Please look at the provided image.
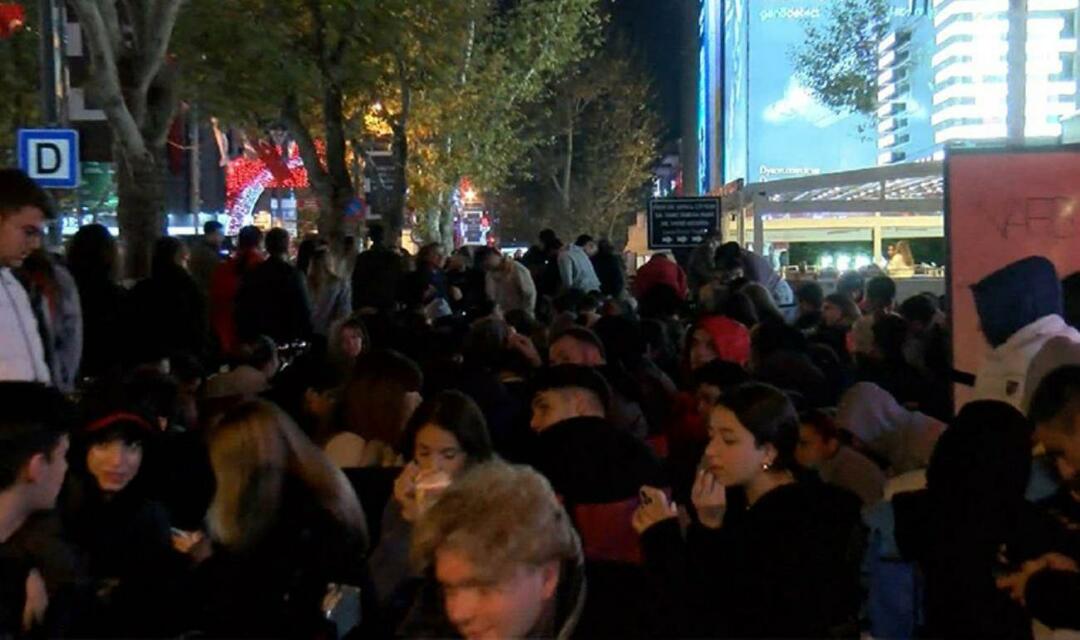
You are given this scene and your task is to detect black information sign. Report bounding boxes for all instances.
[647,197,720,249]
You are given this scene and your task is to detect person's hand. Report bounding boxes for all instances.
[996,552,1079,605]
[394,462,421,523]
[450,286,463,302]
[22,569,47,633]
[507,331,542,368]
[632,486,678,534]
[171,529,205,554]
[691,468,727,529]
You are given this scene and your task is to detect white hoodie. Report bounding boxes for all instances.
[0,268,50,384]
[973,314,1080,411]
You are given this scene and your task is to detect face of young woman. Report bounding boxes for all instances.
[689,328,719,371]
[415,424,468,478]
[704,406,769,488]
[87,438,144,493]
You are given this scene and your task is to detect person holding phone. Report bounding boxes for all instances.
[367,391,494,634]
[632,383,863,638]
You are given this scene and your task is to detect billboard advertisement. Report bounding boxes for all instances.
[717,1,931,185]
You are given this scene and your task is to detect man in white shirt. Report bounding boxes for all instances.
[0,170,52,384]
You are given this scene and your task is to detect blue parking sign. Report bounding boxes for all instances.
[17,129,80,189]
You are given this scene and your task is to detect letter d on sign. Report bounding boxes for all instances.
[35,142,62,174]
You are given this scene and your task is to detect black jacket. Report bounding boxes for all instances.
[59,474,185,637]
[127,265,207,364]
[530,416,665,504]
[351,245,405,312]
[591,251,625,298]
[640,481,864,638]
[235,256,313,345]
[193,480,367,638]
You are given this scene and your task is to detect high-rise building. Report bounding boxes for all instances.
[877,28,919,164]
[931,0,1078,144]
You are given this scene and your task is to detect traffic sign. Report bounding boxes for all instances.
[647,197,720,249]
[17,129,80,189]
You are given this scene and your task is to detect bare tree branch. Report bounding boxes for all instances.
[136,0,182,96]
[70,0,147,159]
[98,0,124,57]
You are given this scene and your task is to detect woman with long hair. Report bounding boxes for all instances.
[367,390,494,633]
[633,383,863,638]
[68,224,127,379]
[333,349,424,468]
[306,243,351,337]
[197,400,367,637]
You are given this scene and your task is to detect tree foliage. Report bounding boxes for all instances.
[790,0,891,117]
[518,45,660,246]
[180,0,599,246]
[0,2,39,164]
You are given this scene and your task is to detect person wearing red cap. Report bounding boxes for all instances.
[688,316,751,371]
[59,411,186,636]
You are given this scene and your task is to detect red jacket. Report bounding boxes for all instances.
[209,249,264,357]
[633,255,688,300]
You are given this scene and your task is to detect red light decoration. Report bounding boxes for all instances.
[225,141,325,234]
[0,3,26,40]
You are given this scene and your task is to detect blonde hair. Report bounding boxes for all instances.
[411,461,581,581]
[206,400,368,550]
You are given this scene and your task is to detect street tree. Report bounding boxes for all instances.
[69,0,185,277]
[0,1,38,164]
[790,0,891,118]
[525,47,660,245]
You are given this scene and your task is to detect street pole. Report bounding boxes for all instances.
[1006,0,1028,144]
[37,0,63,125]
[189,104,201,222]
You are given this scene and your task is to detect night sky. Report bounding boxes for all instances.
[610,0,683,141]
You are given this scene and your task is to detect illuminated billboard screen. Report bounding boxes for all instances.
[718,1,932,184]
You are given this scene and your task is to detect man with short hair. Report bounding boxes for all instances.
[549,327,606,368]
[0,383,73,635]
[210,225,264,357]
[794,281,824,331]
[235,227,313,345]
[352,223,405,312]
[404,461,585,639]
[543,229,600,294]
[478,246,536,318]
[529,365,663,504]
[188,220,224,298]
[0,170,52,384]
[852,275,898,357]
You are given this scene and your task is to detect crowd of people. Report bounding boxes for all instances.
[2,166,1080,638]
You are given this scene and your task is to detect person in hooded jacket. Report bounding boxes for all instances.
[59,411,186,637]
[836,382,946,476]
[591,239,626,299]
[127,236,207,366]
[972,256,1080,410]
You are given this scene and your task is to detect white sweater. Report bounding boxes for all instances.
[973,314,1080,410]
[0,268,50,384]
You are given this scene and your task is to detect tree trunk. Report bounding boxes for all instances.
[115,146,166,279]
[385,120,408,247]
[438,200,456,251]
